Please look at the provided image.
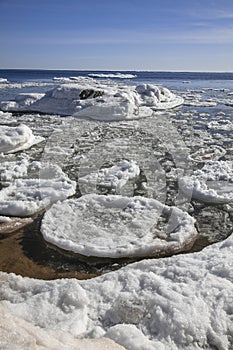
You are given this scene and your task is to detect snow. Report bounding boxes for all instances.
[41,194,197,258]
[135,84,184,110]
[0,79,183,120]
[79,160,140,193]
[0,124,44,154]
[180,161,233,203]
[0,156,34,182]
[0,305,125,350]
[1,227,233,349]
[0,164,76,216]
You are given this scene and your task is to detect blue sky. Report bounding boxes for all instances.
[1,0,233,71]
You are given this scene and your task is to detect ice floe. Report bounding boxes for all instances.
[88,73,137,79]
[0,164,76,216]
[1,93,45,112]
[188,145,226,163]
[136,84,183,110]
[0,79,183,120]
[180,161,233,203]
[41,194,197,258]
[1,225,233,349]
[0,124,44,154]
[0,78,8,83]
[79,160,140,193]
[207,120,233,131]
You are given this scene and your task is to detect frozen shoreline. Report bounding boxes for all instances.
[0,74,233,349]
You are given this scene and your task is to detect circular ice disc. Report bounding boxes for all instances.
[41,194,197,258]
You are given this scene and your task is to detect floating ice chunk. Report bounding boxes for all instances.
[88,73,137,79]
[188,145,226,163]
[0,110,17,124]
[184,100,217,107]
[0,164,76,216]
[79,160,140,192]
[136,84,184,109]
[0,124,44,154]
[0,78,8,83]
[41,194,197,258]
[207,120,233,131]
[53,76,95,84]
[0,79,182,119]
[180,161,233,203]
[1,93,45,112]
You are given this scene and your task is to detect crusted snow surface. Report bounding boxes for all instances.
[0,79,183,119]
[0,124,44,154]
[1,229,233,349]
[180,161,233,203]
[41,194,197,258]
[0,164,76,216]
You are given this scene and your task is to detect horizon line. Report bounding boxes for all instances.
[1,68,233,74]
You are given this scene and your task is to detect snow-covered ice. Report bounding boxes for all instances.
[1,226,233,349]
[0,124,44,154]
[180,161,233,203]
[0,79,183,120]
[0,164,76,216]
[136,84,184,110]
[41,194,197,258]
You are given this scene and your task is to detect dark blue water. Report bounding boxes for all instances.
[1,69,233,83]
[0,69,233,96]
[0,69,233,82]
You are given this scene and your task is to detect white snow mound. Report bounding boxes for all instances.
[0,124,44,154]
[1,79,183,120]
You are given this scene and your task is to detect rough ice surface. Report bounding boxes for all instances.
[0,164,76,216]
[180,161,233,203]
[1,76,233,349]
[188,145,226,162]
[0,124,44,154]
[0,78,183,119]
[1,229,233,349]
[79,159,140,193]
[135,84,184,110]
[41,194,197,258]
